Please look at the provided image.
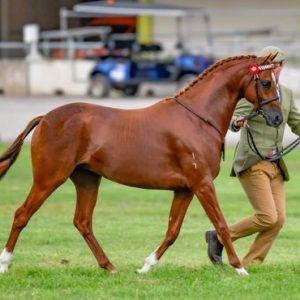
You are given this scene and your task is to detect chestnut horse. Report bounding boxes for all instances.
[0,55,282,275]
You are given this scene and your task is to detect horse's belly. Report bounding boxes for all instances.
[106,171,187,190]
[89,157,187,190]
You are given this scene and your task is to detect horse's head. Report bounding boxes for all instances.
[243,54,283,127]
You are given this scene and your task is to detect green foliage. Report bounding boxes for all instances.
[1,144,300,299]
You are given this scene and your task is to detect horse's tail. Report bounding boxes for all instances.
[0,116,43,180]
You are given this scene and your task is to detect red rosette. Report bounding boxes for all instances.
[249,64,259,75]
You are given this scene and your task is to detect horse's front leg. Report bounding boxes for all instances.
[137,189,193,273]
[194,177,248,276]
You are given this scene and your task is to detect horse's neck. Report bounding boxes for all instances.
[179,69,244,136]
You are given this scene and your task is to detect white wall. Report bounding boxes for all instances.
[28,59,94,96]
[0,60,27,94]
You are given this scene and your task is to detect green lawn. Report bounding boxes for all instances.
[1,144,300,299]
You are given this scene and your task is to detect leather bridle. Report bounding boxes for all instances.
[174,62,281,161]
[244,64,300,161]
[176,62,280,136]
[244,63,280,113]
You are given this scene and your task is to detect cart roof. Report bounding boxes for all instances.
[74,1,208,17]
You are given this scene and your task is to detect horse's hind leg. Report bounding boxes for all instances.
[0,180,62,273]
[70,168,116,273]
[137,189,193,273]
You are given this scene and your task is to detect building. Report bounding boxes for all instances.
[0,0,299,96]
[1,0,299,57]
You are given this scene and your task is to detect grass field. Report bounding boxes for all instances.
[1,144,300,299]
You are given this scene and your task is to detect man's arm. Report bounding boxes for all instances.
[229,98,254,132]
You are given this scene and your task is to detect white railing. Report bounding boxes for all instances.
[1,28,300,60]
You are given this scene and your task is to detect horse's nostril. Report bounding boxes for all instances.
[275,115,282,125]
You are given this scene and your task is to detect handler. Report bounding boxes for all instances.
[206,46,300,267]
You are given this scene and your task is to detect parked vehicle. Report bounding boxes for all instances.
[73,1,215,97]
[88,43,214,97]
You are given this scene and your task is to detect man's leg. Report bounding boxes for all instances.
[229,162,279,239]
[206,161,284,265]
[241,167,285,266]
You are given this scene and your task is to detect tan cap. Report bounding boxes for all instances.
[258,46,285,63]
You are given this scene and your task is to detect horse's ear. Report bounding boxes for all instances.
[262,54,277,65]
[268,52,278,63]
[260,53,275,65]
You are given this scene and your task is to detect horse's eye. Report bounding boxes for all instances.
[261,80,271,89]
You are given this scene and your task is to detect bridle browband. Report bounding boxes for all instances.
[174,61,280,161]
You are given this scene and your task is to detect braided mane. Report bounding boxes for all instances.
[175,55,256,97]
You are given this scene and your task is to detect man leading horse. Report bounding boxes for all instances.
[206,46,300,267]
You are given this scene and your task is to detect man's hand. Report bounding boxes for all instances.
[233,116,248,128]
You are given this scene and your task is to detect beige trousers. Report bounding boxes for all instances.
[229,160,286,267]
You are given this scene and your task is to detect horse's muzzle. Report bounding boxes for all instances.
[262,109,283,127]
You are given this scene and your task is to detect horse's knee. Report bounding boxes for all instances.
[13,207,29,229]
[73,218,91,236]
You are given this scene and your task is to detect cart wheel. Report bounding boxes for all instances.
[89,74,111,98]
[178,74,197,90]
[122,85,139,97]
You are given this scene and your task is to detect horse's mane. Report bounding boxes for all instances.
[175,55,256,97]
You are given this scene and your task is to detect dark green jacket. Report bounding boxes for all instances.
[230,84,300,181]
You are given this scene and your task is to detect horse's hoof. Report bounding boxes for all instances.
[0,265,8,273]
[136,262,155,274]
[136,261,154,274]
[101,261,117,273]
[0,249,12,274]
[106,265,117,273]
[136,267,148,274]
[235,267,249,276]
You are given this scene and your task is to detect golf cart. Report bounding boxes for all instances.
[73,1,214,97]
